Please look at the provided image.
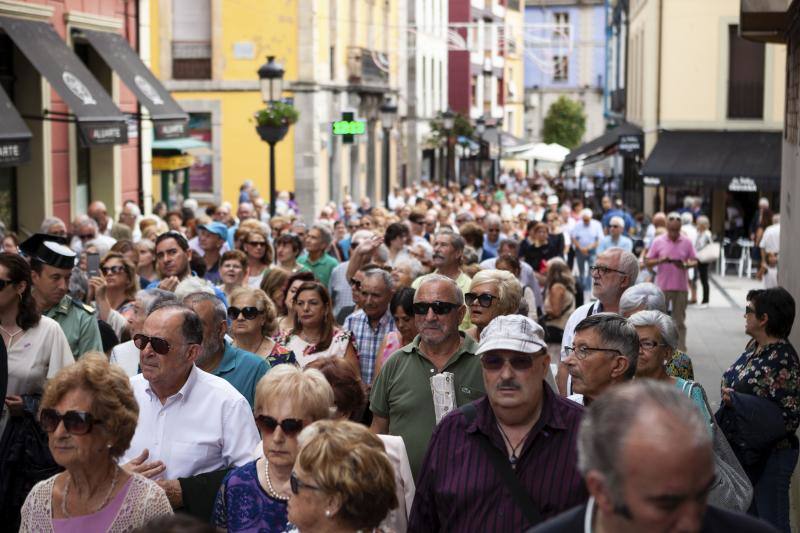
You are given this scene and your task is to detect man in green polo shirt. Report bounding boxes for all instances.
[184,292,268,407]
[298,223,339,287]
[370,274,485,479]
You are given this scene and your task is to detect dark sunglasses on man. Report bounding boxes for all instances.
[480,353,536,371]
[133,333,173,355]
[39,408,102,435]
[465,292,498,308]
[227,306,261,320]
[412,301,460,315]
[255,415,304,437]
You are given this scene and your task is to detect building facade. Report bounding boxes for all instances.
[0,0,149,235]
[503,0,525,139]
[523,0,606,144]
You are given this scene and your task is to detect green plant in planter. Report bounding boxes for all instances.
[253,101,299,127]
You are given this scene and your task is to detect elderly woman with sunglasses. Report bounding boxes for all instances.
[241,228,273,288]
[464,269,523,342]
[87,252,140,340]
[20,353,172,532]
[213,365,334,533]
[228,286,296,367]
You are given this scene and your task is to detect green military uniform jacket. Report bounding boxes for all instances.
[45,295,103,359]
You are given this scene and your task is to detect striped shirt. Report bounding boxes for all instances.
[408,387,588,531]
[343,309,396,385]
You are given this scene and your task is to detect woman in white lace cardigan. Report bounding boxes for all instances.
[19,353,172,532]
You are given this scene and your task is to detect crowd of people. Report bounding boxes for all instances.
[0,174,796,533]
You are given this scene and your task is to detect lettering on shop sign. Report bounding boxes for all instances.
[332,120,366,136]
[729,176,758,192]
[643,177,661,187]
[0,140,30,166]
[0,144,20,158]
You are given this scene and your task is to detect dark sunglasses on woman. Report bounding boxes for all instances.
[133,333,172,355]
[411,301,460,315]
[255,415,304,437]
[465,292,498,308]
[227,306,261,320]
[101,265,126,275]
[39,409,102,435]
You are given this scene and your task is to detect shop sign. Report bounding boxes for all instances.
[0,140,30,167]
[618,134,643,156]
[78,122,128,146]
[729,176,758,192]
[643,176,661,187]
[155,120,188,140]
[152,155,195,171]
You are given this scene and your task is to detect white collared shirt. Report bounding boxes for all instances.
[121,365,259,479]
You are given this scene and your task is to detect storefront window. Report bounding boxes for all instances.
[188,112,213,193]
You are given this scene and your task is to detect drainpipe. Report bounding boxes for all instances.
[656,0,664,212]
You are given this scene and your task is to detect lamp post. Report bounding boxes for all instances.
[256,56,286,217]
[380,98,398,210]
[442,109,455,187]
[475,115,486,182]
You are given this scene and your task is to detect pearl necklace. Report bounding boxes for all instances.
[61,466,119,518]
[264,457,290,501]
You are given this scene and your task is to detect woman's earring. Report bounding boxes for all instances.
[325,510,331,518]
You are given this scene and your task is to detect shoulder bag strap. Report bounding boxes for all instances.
[461,404,543,526]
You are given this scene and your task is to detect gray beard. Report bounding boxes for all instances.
[197,335,224,367]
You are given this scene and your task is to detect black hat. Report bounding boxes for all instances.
[19,233,77,270]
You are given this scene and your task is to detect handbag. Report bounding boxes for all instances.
[461,403,542,527]
[696,242,720,264]
[681,381,753,512]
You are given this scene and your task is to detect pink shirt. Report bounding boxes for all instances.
[647,233,697,292]
[52,477,133,533]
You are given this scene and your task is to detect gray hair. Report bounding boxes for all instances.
[174,277,216,301]
[485,214,502,227]
[137,288,178,315]
[696,215,710,229]
[416,273,464,305]
[393,257,423,280]
[577,381,711,501]
[681,212,694,225]
[40,217,66,234]
[78,217,99,232]
[470,269,522,316]
[85,238,111,258]
[183,291,228,324]
[147,303,204,345]
[435,230,465,253]
[628,310,679,350]
[619,283,666,316]
[310,223,333,246]
[617,251,640,284]
[375,244,389,263]
[609,216,625,228]
[574,313,639,379]
[351,229,374,245]
[497,238,520,253]
[363,267,395,291]
[411,240,433,261]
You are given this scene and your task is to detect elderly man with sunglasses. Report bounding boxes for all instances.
[120,303,259,509]
[409,315,587,531]
[370,274,485,480]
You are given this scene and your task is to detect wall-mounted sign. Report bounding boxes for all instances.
[152,154,195,171]
[332,111,365,144]
[729,176,758,192]
[643,176,661,187]
[618,134,643,156]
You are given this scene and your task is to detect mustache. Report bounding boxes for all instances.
[496,379,521,391]
[433,253,445,260]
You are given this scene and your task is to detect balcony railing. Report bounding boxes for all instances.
[172,41,211,80]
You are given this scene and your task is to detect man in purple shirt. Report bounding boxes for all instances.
[409,315,587,531]
[645,212,697,351]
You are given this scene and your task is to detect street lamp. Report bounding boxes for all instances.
[486,118,498,186]
[442,109,455,187]
[257,56,286,217]
[380,98,398,209]
[475,116,486,181]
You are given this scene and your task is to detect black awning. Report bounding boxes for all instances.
[80,29,188,139]
[0,84,31,167]
[0,17,127,146]
[641,130,782,191]
[562,122,643,168]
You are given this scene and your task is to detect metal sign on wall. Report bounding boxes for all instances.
[618,134,643,156]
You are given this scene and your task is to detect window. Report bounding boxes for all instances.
[728,24,764,119]
[554,12,570,40]
[553,55,569,82]
[172,0,211,79]
[188,113,213,193]
[471,75,478,105]
[0,34,17,230]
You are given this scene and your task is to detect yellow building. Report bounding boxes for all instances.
[149,0,298,210]
[503,1,525,140]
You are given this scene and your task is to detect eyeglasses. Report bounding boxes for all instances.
[290,471,321,495]
[412,301,460,315]
[480,353,536,371]
[133,333,173,355]
[667,215,681,220]
[246,241,267,247]
[639,340,669,351]
[228,306,261,320]
[590,265,626,277]
[0,279,12,290]
[564,345,623,360]
[255,415,304,437]
[39,408,102,435]
[101,265,125,276]
[349,278,362,290]
[465,292,498,308]
[609,224,622,229]
[79,233,95,241]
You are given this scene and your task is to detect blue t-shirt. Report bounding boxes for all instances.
[213,342,270,408]
[213,460,289,532]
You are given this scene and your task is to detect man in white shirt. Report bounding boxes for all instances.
[121,304,259,480]
[570,209,604,292]
[758,214,780,288]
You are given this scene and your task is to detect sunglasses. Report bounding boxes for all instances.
[465,292,498,308]
[133,333,173,355]
[228,306,261,320]
[349,278,362,290]
[480,353,536,371]
[39,408,102,435]
[79,233,95,240]
[412,301,460,315]
[101,265,126,275]
[255,415,304,437]
[745,306,756,315]
[0,279,12,290]
[290,471,321,495]
[247,241,267,247]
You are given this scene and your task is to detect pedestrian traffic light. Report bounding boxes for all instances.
[332,111,365,144]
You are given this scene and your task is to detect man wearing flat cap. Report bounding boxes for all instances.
[409,315,587,531]
[21,234,102,358]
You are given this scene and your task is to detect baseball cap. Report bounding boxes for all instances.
[476,315,547,356]
[547,194,559,205]
[198,221,229,241]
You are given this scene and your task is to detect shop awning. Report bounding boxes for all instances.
[640,130,782,191]
[0,17,127,146]
[562,122,643,169]
[152,137,211,156]
[0,84,31,167]
[80,29,188,139]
